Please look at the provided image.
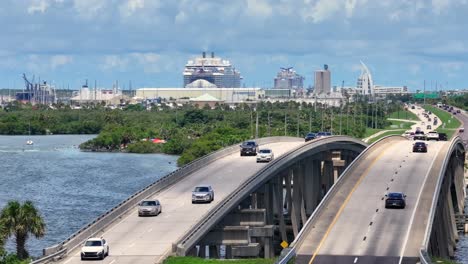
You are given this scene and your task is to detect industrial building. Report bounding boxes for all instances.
[183,52,242,88]
[314,65,331,94]
[70,83,130,105]
[273,67,304,89]
[136,87,264,103]
[373,85,408,94]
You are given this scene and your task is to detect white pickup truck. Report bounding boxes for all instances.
[426,131,439,141]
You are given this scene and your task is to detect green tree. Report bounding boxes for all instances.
[0,201,46,259]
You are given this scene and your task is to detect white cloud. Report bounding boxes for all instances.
[101,55,129,71]
[132,53,161,73]
[27,0,50,14]
[73,0,107,19]
[408,64,421,75]
[50,55,73,69]
[432,0,451,14]
[246,0,273,18]
[120,0,146,17]
[175,11,187,24]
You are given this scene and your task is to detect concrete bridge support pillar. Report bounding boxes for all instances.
[303,157,319,215]
[274,172,287,243]
[291,165,301,237]
[263,181,274,225]
[323,160,334,191]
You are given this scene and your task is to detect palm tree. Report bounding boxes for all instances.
[0,200,46,259]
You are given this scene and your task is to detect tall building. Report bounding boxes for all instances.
[357,61,374,95]
[183,52,242,88]
[274,67,304,89]
[314,64,331,94]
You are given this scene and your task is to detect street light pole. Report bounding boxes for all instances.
[268,111,271,137]
[284,112,287,136]
[255,110,259,139]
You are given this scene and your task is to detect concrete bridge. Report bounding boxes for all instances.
[278,136,466,264]
[34,135,466,264]
[33,136,366,264]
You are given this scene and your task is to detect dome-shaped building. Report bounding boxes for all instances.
[185,79,218,89]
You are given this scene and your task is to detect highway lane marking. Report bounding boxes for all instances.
[398,144,443,264]
[354,257,358,263]
[308,148,389,264]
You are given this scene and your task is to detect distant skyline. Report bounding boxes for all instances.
[1,0,468,91]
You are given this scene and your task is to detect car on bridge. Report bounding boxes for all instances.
[426,131,439,141]
[385,192,406,209]
[256,148,274,163]
[304,132,316,142]
[438,132,448,141]
[414,130,426,140]
[81,237,109,260]
[316,131,332,138]
[138,199,162,216]
[240,140,258,156]
[192,185,214,203]
[413,141,428,153]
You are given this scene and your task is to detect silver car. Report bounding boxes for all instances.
[256,148,274,162]
[192,185,214,203]
[138,199,162,216]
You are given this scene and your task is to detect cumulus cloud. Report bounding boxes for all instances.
[119,0,146,17]
[101,55,129,71]
[73,0,107,19]
[27,0,49,14]
[246,0,273,18]
[50,55,73,69]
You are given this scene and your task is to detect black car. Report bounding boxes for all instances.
[385,192,406,209]
[413,141,427,152]
[438,133,448,141]
[304,133,316,142]
[240,140,258,156]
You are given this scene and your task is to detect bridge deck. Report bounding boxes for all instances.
[295,139,446,264]
[58,140,304,264]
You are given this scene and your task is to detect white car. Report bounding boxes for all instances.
[192,185,214,203]
[256,148,274,162]
[81,238,109,260]
[426,131,439,141]
[138,199,162,216]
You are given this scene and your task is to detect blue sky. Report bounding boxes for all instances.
[1,0,468,91]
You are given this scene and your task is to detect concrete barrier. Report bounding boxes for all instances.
[33,136,299,263]
[419,136,466,264]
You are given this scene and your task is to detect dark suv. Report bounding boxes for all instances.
[304,133,316,142]
[240,141,258,156]
[438,133,448,141]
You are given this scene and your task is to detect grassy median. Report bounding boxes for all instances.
[388,109,419,120]
[423,105,461,129]
[368,130,406,144]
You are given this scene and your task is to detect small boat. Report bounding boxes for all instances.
[26,140,34,145]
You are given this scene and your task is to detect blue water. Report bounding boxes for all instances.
[0,135,179,257]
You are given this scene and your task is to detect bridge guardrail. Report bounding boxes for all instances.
[175,136,368,257]
[419,136,465,264]
[34,136,299,263]
[276,135,406,264]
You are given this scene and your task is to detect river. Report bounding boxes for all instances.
[0,135,179,257]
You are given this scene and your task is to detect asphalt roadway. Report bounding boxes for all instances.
[58,140,304,264]
[295,139,446,264]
